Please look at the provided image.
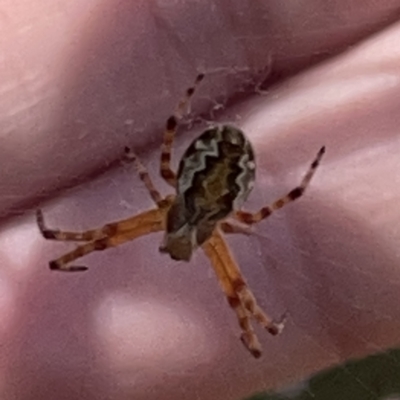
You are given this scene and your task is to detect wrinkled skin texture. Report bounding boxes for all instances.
[1,1,400,400]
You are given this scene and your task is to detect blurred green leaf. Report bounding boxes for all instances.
[245,348,400,400]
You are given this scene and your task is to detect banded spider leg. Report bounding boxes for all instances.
[36,73,206,272]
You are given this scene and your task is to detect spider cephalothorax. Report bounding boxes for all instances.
[160,125,255,261]
[37,73,324,358]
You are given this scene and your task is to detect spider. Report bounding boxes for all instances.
[36,73,325,358]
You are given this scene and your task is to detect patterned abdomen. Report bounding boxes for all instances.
[161,125,255,261]
[177,125,255,224]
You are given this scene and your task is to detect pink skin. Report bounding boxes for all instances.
[1,1,400,399]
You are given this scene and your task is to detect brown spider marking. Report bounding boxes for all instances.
[159,124,256,261]
[37,73,325,358]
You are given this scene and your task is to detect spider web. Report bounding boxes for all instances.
[3,55,400,400]
[3,113,400,400]
[238,139,400,399]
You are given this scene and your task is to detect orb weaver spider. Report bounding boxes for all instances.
[36,73,325,358]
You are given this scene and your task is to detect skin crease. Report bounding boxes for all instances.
[1,1,400,399]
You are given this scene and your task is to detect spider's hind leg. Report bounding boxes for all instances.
[235,146,325,225]
[160,73,205,188]
[124,147,164,206]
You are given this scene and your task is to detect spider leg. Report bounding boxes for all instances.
[160,73,205,188]
[205,230,285,338]
[124,147,164,206]
[203,232,263,358]
[235,146,325,224]
[220,221,255,236]
[36,209,106,242]
[41,207,166,271]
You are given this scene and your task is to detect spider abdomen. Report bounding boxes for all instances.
[178,125,256,220]
[160,125,255,261]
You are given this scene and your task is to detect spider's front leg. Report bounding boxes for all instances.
[37,207,167,272]
[203,232,263,358]
[37,209,108,242]
[160,73,204,188]
[235,146,325,225]
[207,230,286,334]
